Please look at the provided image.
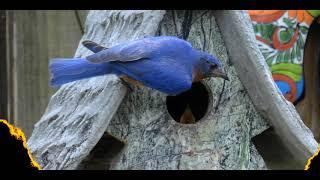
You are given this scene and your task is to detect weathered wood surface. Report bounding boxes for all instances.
[27,10,166,170]
[214,10,319,166]
[5,10,87,138]
[28,10,271,170]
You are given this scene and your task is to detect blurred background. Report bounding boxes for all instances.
[0,10,88,138]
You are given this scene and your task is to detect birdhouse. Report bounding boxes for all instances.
[27,10,318,170]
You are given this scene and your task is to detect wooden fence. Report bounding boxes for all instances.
[0,10,88,138]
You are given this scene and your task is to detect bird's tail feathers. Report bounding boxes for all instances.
[49,58,110,87]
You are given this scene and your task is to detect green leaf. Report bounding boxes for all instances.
[307,10,320,17]
[281,52,286,63]
[291,45,296,63]
[271,63,302,75]
[261,25,270,41]
[284,50,290,63]
[271,63,303,82]
[297,34,305,49]
[255,24,275,43]
[279,30,291,44]
[283,18,294,28]
[283,18,290,26]
[276,53,282,63]
[257,24,262,33]
[272,70,302,81]
[300,26,309,35]
[265,24,275,41]
[296,44,302,60]
[276,52,284,63]
[300,34,305,45]
[253,25,258,33]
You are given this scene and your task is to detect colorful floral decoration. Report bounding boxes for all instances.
[248,10,320,103]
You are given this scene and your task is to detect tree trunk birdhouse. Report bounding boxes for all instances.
[27,10,319,170]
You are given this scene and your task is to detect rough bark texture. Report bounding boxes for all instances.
[28,10,316,170]
[214,10,318,166]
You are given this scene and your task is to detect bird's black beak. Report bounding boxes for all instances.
[209,68,229,81]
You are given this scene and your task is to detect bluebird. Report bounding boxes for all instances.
[49,36,229,96]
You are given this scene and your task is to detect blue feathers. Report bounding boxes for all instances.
[49,36,226,95]
[49,58,111,87]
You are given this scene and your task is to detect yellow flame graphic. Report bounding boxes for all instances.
[0,119,41,170]
[305,147,320,170]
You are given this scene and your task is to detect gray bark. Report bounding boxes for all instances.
[27,10,317,170]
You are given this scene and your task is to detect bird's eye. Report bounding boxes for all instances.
[206,60,213,65]
[210,64,217,68]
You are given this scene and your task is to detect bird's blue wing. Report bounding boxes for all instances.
[110,56,193,95]
[85,36,193,64]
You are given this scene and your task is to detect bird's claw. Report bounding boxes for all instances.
[120,79,134,92]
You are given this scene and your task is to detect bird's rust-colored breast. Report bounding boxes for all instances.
[192,68,205,82]
[120,75,145,88]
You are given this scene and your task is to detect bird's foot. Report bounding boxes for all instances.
[120,79,134,92]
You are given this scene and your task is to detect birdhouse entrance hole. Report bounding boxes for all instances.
[166,82,210,124]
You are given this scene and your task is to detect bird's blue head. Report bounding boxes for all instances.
[197,51,229,81]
